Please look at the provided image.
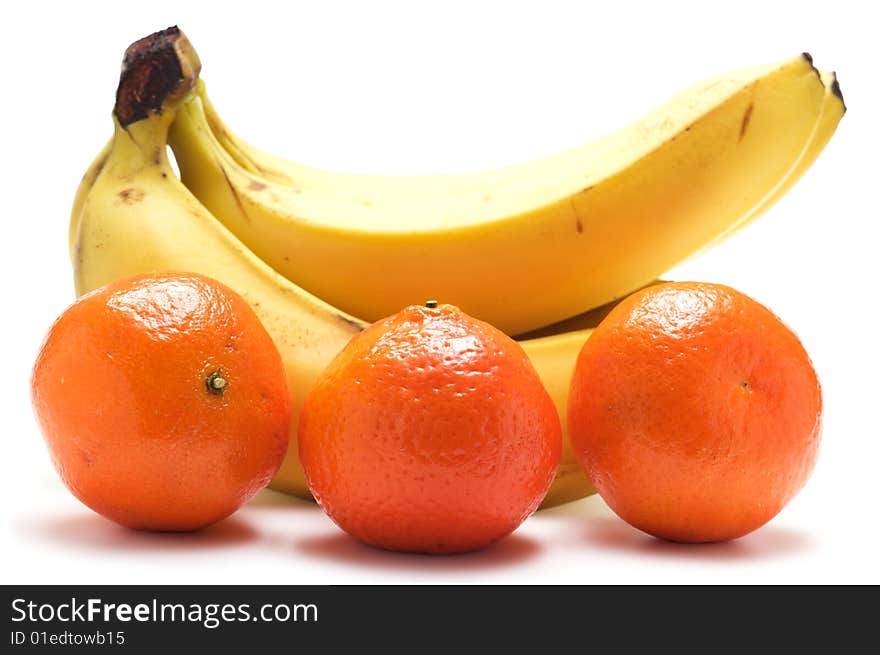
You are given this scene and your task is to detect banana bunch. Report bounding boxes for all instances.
[69,28,843,508]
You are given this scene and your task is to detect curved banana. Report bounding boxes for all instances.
[72,30,600,506]
[71,68,844,274]
[196,69,845,207]
[168,54,830,335]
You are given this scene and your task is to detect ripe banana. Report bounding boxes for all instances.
[167,53,832,335]
[69,68,844,266]
[194,67,845,206]
[71,29,601,507]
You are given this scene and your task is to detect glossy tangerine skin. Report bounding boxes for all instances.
[31,273,291,531]
[299,304,562,554]
[568,282,822,543]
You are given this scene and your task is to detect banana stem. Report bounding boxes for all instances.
[114,26,202,127]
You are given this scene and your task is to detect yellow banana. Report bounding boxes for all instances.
[70,68,844,270]
[196,68,846,208]
[168,54,832,335]
[72,29,601,506]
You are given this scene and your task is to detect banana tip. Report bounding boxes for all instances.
[830,72,846,113]
[800,51,822,82]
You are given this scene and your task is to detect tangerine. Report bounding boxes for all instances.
[568,282,822,543]
[31,272,290,531]
[298,302,561,554]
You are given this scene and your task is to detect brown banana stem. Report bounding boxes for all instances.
[114,26,202,127]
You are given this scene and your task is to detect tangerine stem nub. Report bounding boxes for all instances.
[425,300,439,309]
[206,369,228,395]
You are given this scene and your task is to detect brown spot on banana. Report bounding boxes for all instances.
[739,102,754,142]
[247,180,267,191]
[570,199,584,234]
[218,162,250,223]
[117,188,145,204]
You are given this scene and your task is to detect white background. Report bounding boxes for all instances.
[2,0,877,584]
